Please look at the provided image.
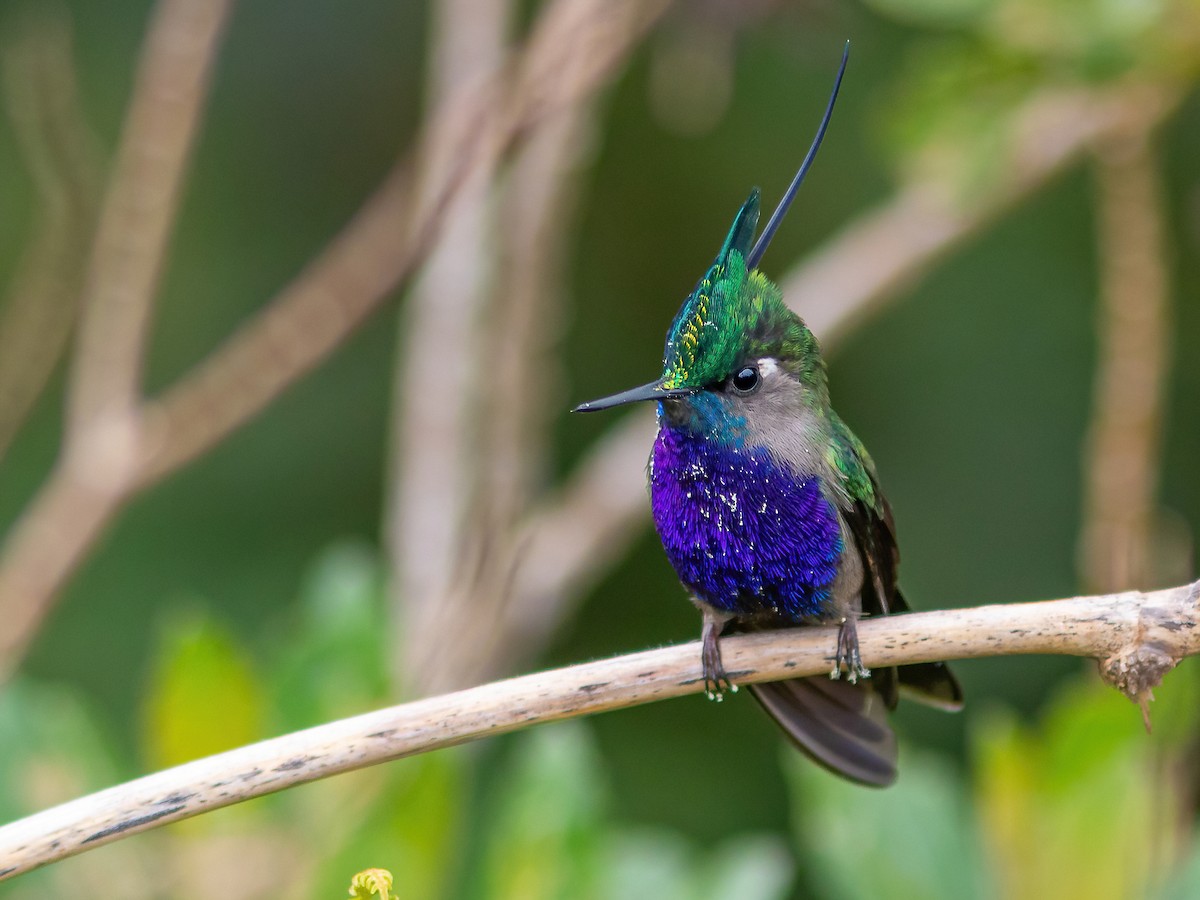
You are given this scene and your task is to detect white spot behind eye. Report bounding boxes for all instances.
[758,358,779,377]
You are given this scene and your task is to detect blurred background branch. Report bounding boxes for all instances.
[393,0,626,695]
[0,0,233,677]
[1080,126,1176,593]
[66,0,231,437]
[388,0,511,694]
[0,11,100,462]
[0,0,669,682]
[138,0,669,489]
[783,84,1179,344]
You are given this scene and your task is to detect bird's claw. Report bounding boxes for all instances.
[702,626,738,700]
[831,617,870,684]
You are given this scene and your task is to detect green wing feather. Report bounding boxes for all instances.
[826,414,880,513]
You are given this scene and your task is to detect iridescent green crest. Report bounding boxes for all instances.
[660,191,761,390]
[658,189,828,396]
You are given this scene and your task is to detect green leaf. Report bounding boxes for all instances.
[1156,834,1200,900]
[479,723,607,900]
[878,38,1041,201]
[0,679,118,822]
[141,607,265,770]
[973,678,1184,900]
[600,829,695,900]
[787,748,991,900]
[699,834,794,900]
[599,830,792,900]
[982,0,1170,78]
[865,0,1183,80]
[0,679,158,894]
[270,540,389,731]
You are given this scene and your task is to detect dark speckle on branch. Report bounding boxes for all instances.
[81,806,184,844]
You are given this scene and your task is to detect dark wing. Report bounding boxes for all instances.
[845,492,899,618]
[842,493,902,708]
[834,425,964,713]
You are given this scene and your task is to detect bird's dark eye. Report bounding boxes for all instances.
[731,366,760,393]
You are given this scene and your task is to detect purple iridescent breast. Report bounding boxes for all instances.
[649,423,843,621]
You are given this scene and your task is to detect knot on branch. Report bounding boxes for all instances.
[1099,642,1177,730]
[1097,582,1200,730]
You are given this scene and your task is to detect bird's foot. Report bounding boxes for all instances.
[702,618,738,700]
[830,617,871,684]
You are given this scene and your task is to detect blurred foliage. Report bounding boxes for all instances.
[0,680,120,826]
[1,0,1200,895]
[1,544,793,897]
[863,0,1195,77]
[791,665,1200,900]
[792,751,987,898]
[870,0,1199,197]
[142,610,265,771]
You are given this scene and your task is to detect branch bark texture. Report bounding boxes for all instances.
[1,582,1197,880]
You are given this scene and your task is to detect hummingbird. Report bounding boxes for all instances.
[573,44,962,786]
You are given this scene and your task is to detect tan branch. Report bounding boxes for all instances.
[1080,129,1174,592]
[67,0,232,436]
[139,0,669,486]
[2,582,1197,880]
[417,108,596,692]
[402,70,607,695]
[0,9,101,461]
[484,111,591,531]
[389,0,511,692]
[0,466,125,683]
[510,410,657,661]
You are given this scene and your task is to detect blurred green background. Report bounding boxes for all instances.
[1,0,1199,896]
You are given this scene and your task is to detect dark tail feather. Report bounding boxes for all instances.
[749,676,897,787]
[897,660,964,711]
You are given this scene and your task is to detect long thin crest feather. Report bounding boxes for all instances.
[746,40,849,270]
